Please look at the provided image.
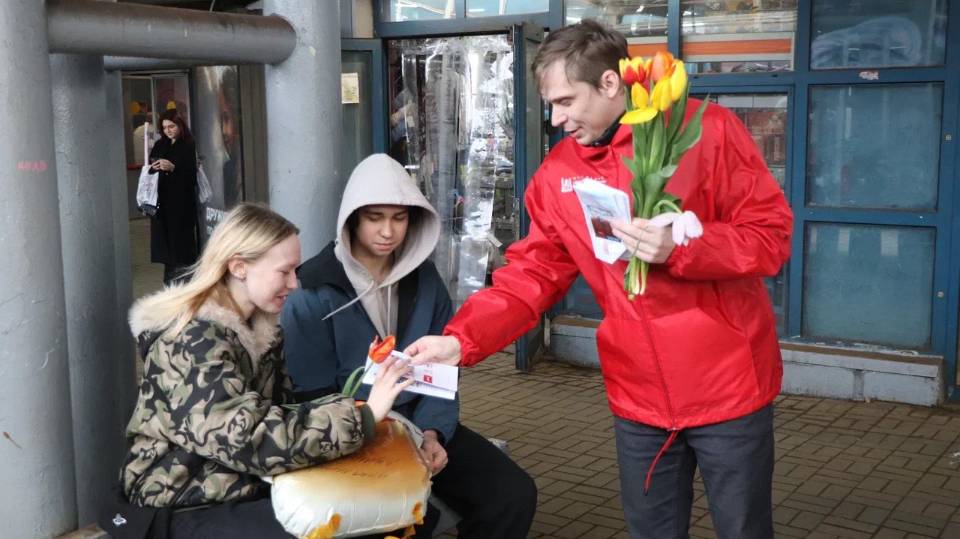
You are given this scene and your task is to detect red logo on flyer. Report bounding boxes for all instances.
[424,374,433,384]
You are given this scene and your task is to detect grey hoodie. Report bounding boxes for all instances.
[332,154,441,338]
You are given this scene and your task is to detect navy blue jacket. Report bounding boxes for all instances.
[281,242,459,444]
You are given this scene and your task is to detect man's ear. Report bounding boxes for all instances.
[598,69,622,98]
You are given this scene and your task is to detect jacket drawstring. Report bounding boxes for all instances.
[643,429,680,494]
[322,281,378,322]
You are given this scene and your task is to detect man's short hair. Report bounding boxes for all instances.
[531,19,628,90]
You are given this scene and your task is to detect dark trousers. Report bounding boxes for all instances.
[424,423,538,539]
[615,405,775,539]
[170,424,536,539]
[169,496,291,538]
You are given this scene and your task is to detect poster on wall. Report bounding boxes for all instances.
[193,66,244,238]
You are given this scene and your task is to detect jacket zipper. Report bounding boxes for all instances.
[634,295,677,431]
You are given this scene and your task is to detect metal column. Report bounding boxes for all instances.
[264,0,344,257]
[0,3,78,536]
[51,53,127,525]
[47,0,295,64]
[104,70,137,423]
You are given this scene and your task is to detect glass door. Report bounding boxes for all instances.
[341,39,388,180]
[512,22,546,371]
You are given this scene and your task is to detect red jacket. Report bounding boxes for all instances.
[445,101,793,430]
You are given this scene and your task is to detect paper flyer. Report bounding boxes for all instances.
[572,179,631,263]
[361,350,458,400]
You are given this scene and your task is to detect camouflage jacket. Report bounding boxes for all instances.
[122,297,376,508]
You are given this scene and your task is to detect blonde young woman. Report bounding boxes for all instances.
[112,204,413,538]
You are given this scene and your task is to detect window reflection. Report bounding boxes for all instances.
[466,0,549,16]
[681,0,797,74]
[565,1,669,57]
[806,84,942,210]
[811,0,948,69]
[803,224,934,349]
[384,0,455,22]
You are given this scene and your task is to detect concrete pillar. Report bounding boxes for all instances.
[104,70,137,431]
[0,2,78,537]
[264,0,343,258]
[51,53,126,525]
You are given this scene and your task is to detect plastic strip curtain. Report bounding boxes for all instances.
[393,35,516,305]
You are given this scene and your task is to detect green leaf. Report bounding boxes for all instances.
[661,192,682,207]
[665,86,689,148]
[652,195,682,216]
[641,172,665,216]
[669,96,709,165]
[648,114,666,172]
[658,164,678,178]
[622,155,642,179]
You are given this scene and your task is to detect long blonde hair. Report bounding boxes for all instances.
[137,203,299,335]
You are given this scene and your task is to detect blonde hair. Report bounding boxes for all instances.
[138,203,299,335]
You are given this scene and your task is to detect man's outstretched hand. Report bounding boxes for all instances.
[403,335,462,366]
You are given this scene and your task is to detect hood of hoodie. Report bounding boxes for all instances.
[333,153,440,337]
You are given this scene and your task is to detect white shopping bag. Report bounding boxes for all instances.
[135,122,159,216]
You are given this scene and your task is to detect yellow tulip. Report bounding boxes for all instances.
[621,83,657,124]
[651,78,673,111]
[669,60,687,101]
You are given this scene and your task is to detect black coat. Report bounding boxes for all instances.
[148,136,200,266]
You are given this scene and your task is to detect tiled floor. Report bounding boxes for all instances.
[130,217,164,300]
[449,354,960,538]
[126,217,960,538]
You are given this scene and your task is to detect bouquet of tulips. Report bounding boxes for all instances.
[619,51,708,298]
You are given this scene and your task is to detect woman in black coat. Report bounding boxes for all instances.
[149,110,200,284]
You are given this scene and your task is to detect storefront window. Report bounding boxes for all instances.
[806,83,942,211]
[802,223,934,349]
[383,0,455,22]
[387,36,521,304]
[466,0,549,17]
[565,1,668,57]
[681,0,797,74]
[123,77,154,166]
[153,75,190,120]
[811,0,948,69]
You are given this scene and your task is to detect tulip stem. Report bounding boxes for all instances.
[342,364,368,398]
[639,261,649,296]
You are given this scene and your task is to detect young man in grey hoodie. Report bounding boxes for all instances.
[281,153,537,538]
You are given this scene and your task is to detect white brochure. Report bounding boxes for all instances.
[362,350,459,400]
[572,179,632,264]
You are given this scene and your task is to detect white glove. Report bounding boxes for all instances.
[648,210,704,246]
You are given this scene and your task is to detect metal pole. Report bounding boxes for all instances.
[0,3,78,536]
[104,56,253,71]
[104,70,137,423]
[51,52,127,525]
[48,0,296,64]
[264,0,344,258]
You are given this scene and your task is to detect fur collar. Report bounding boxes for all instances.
[129,292,280,361]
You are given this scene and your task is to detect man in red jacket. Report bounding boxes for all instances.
[406,19,792,539]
